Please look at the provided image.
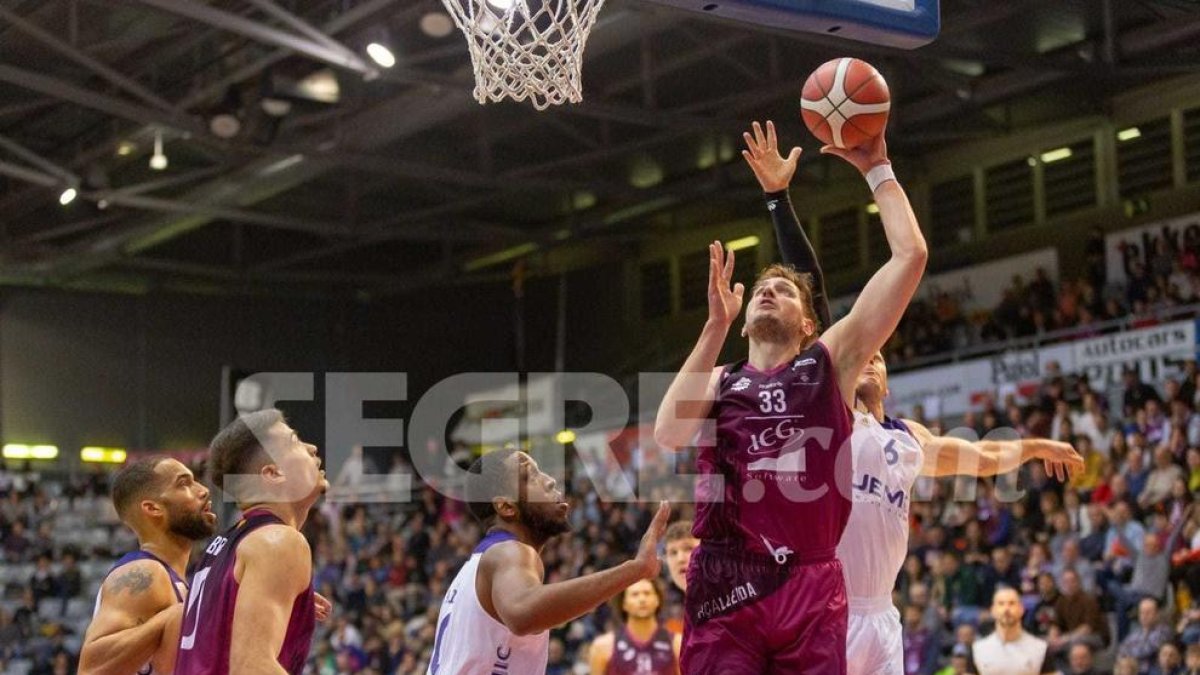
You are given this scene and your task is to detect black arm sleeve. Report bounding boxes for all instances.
[765,189,832,330]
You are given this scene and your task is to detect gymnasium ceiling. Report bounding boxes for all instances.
[0,0,1197,296]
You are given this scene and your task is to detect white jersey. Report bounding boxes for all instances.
[837,411,924,603]
[428,531,549,675]
[972,631,1049,675]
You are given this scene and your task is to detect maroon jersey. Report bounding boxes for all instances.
[606,625,679,675]
[693,340,853,561]
[174,509,315,675]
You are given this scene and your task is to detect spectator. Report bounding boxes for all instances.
[1185,643,1200,675]
[1050,568,1110,656]
[1053,540,1096,594]
[1126,369,1164,419]
[1119,598,1174,672]
[1062,642,1097,675]
[1141,446,1188,510]
[903,603,941,675]
[1151,642,1184,675]
[1109,533,1173,640]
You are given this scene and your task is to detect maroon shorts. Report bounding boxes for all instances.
[681,544,848,675]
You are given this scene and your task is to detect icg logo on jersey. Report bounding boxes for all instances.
[746,418,803,455]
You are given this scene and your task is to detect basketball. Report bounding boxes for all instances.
[801,57,891,149]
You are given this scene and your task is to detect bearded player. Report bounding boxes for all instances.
[589,579,681,674]
[428,448,670,674]
[80,456,217,674]
[656,120,927,672]
[173,409,327,675]
[742,119,1084,675]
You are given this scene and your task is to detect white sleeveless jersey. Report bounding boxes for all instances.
[837,411,924,602]
[428,531,549,675]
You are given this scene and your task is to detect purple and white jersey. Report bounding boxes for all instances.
[837,411,924,603]
[606,625,679,675]
[91,550,187,675]
[428,530,549,675]
[174,510,315,675]
[694,340,854,562]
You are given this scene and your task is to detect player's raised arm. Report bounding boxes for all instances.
[654,243,743,451]
[742,119,832,330]
[903,418,1084,480]
[79,561,178,675]
[229,525,314,675]
[819,134,928,401]
[484,501,669,635]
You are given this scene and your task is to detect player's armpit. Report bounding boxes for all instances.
[229,525,313,675]
[79,560,177,675]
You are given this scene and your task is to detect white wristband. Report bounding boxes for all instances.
[865,163,896,193]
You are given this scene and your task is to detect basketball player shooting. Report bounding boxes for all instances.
[654,118,927,672]
[742,118,1084,675]
[427,448,670,674]
[173,409,329,675]
[80,457,217,675]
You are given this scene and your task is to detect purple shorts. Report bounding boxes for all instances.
[682,544,848,675]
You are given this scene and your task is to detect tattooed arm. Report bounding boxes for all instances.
[80,560,180,675]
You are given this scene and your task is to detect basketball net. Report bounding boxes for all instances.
[440,0,606,110]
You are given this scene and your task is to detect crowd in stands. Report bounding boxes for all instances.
[892,359,1200,675]
[0,467,132,674]
[884,228,1200,366]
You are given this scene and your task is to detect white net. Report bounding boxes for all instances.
[440,0,607,110]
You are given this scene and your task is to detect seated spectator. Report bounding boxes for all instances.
[1050,568,1110,656]
[1150,642,1184,675]
[1080,505,1109,562]
[1185,643,1200,675]
[1141,446,1187,510]
[1119,598,1175,672]
[1069,436,1107,493]
[1054,540,1097,595]
[1062,642,1097,675]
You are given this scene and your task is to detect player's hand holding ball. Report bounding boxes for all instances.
[801,57,891,178]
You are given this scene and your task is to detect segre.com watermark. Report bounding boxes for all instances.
[218,371,1049,506]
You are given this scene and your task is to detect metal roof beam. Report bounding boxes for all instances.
[126,0,378,77]
[0,3,176,112]
[0,63,205,136]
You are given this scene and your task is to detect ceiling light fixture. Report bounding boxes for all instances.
[149,130,168,171]
[58,186,77,206]
[366,42,396,68]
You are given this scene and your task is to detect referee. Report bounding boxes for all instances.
[971,587,1055,675]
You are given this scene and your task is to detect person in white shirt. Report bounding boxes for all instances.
[971,587,1053,675]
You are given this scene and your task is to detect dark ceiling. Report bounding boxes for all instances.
[0,0,1197,296]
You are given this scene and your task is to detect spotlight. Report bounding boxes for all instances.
[366,42,396,68]
[116,141,136,157]
[58,187,77,206]
[150,130,167,171]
